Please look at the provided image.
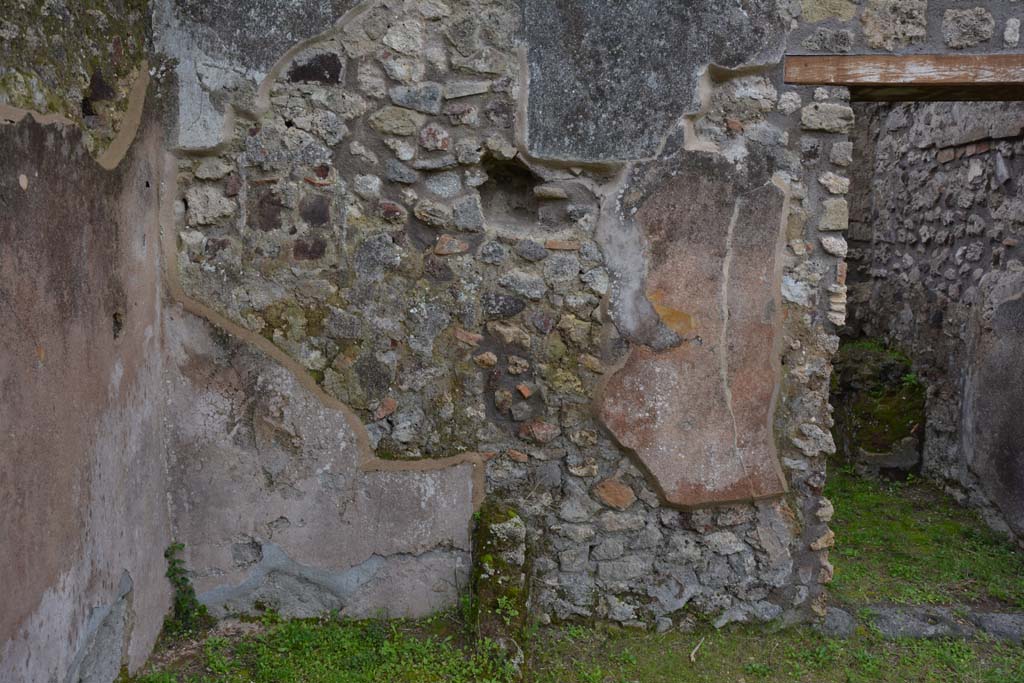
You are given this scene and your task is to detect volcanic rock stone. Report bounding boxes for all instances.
[370,107,425,136]
[389,82,443,114]
[801,103,854,134]
[522,0,787,160]
[943,8,995,48]
[861,0,928,51]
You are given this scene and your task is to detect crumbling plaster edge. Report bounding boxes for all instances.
[0,61,150,171]
[564,58,795,510]
[157,159,493,507]
[155,0,497,510]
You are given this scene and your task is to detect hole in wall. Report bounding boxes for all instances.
[81,69,115,121]
[112,311,124,339]
[286,53,344,84]
[478,157,541,226]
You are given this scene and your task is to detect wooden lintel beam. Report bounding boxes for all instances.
[785,54,1024,102]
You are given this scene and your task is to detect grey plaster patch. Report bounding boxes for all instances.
[199,543,469,618]
[63,572,133,683]
[522,0,788,161]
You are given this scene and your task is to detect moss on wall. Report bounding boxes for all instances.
[0,0,149,153]
[831,339,926,460]
[472,501,529,648]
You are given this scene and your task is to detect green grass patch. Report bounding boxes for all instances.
[127,613,517,683]
[527,622,1024,683]
[825,466,1024,609]
[129,615,1024,683]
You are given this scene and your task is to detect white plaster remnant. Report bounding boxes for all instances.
[18,173,27,190]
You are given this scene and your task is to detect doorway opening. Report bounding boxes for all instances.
[825,97,1024,626]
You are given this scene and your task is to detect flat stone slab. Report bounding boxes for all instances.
[839,605,1024,643]
[970,612,1024,645]
[816,607,857,639]
[869,606,976,640]
[599,152,788,508]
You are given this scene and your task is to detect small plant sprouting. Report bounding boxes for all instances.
[162,543,214,639]
[494,595,520,626]
[901,372,923,390]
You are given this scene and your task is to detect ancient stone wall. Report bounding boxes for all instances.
[846,100,1024,542]
[159,0,852,630]
[6,1,1024,680]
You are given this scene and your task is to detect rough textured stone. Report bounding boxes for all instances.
[593,479,637,511]
[801,0,857,23]
[943,8,996,49]
[861,0,928,51]
[801,103,855,134]
[390,82,444,114]
[1005,18,1021,47]
[820,235,848,258]
[819,198,849,232]
[370,107,426,136]
[801,28,853,53]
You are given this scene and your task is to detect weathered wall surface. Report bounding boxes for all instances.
[163,308,478,618]
[791,0,1021,54]
[0,114,171,681]
[846,100,1024,541]
[7,1,1024,679]
[160,0,850,630]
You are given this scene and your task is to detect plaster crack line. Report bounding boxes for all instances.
[718,198,753,499]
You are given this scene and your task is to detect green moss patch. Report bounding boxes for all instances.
[831,338,926,457]
[128,616,1024,683]
[472,502,529,644]
[527,621,1024,683]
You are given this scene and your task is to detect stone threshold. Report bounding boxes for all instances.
[819,603,1024,644]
